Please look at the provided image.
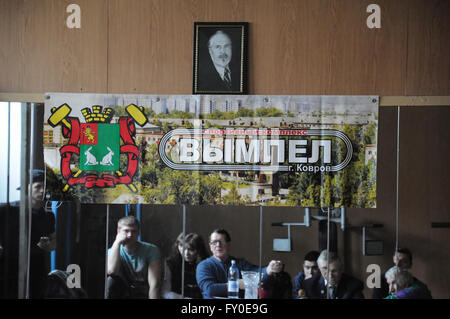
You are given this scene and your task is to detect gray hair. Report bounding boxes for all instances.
[317,250,342,267]
[385,266,413,291]
[208,30,231,48]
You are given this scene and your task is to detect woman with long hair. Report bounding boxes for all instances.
[162,232,209,299]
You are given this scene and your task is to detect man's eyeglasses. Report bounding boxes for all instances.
[209,240,227,246]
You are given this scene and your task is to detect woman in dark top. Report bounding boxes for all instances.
[162,232,209,299]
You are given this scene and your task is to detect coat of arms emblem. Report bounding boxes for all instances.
[47,104,148,193]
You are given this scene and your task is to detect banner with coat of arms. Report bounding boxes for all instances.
[44,93,378,208]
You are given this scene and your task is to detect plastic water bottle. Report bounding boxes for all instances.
[227,260,239,298]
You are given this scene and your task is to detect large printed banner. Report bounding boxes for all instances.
[44,94,378,208]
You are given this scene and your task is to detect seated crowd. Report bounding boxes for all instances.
[105,216,432,299]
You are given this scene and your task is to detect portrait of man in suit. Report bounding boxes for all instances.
[193,23,248,94]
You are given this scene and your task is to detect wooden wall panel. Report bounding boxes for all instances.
[2,0,448,96]
[108,0,176,94]
[107,0,249,94]
[406,0,450,95]
[1,0,448,95]
[0,0,108,93]
[107,0,408,95]
[247,0,408,95]
[398,106,450,298]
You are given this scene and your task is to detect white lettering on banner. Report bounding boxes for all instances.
[179,138,331,165]
[263,139,285,163]
[235,139,260,163]
[308,140,331,164]
[296,165,331,172]
[160,128,353,172]
[224,139,233,163]
[179,138,200,162]
[203,139,223,162]
[289,140,308,163]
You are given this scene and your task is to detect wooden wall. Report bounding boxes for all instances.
[1,0,449,298]
[1,0,449,95]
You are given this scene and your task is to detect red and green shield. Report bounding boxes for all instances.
[80,123,120,171]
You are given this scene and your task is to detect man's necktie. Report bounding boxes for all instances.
[224,68,231,87]
[329,286,335,299]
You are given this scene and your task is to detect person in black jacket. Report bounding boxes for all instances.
[302,250,364,299]
[197,30,242,93]
[162,232,209,299]
[0,169,56,299]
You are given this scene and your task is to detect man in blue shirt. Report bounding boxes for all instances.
[106,215,161,299]
[196,228,283,299]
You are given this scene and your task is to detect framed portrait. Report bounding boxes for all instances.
[193,22,248,95]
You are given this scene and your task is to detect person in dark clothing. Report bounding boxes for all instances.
[372,248,431,299]
[0,169,56,299]
[384,266,432,299]
[292,250,320,299]
[162,232,209,299]
[197,30,242,93]
[260,271,293,299]
[302,250,364,299]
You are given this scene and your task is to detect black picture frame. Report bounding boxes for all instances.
[193,22,248,95]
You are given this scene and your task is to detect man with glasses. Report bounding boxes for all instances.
[196,228,283,299]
